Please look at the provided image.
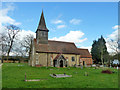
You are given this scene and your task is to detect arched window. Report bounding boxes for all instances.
[71,57,75,61]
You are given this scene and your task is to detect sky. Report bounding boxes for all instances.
[0,2,118,52]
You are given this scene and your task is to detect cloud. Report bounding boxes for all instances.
[0,3,21,33]
[49,30,87,46]
[0,3,36,40]
[69,18,82,25]
[106,25,119,54]
[51,15,67,30]
[51,14,63,24]
[107,29,118,41]
[18,30,36,41]
[57,25,66,29]
[51,19,63,24]
[107,25,119,41]
[112,25,120,29]
[0,3,36,56]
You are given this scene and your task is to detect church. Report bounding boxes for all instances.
[29,11,92,67]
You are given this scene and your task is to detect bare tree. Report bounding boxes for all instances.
[0,33,8,63]
[107,39,119,54]
[20,34,34,59]
[5,25,20,61]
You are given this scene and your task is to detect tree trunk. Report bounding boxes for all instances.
[1,56,3,63]
[7,39,14,62]
[101,50,104,65]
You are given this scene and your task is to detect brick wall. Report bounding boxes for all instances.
[80,58,92,65]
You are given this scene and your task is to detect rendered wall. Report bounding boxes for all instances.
[51,54,80,67]
[29,40,36,66]
[36,53,47,66]
[30,51,92,67]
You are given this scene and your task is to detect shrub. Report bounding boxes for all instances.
[101,69,112,74]
[111,64,117,67]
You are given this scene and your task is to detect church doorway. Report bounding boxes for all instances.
[60,60,63,67]
[53,54,66,67]
[83,61,85,66]
[53,60,57,67]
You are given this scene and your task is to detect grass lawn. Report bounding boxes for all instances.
[2,63,118,88]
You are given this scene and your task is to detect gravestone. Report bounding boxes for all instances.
[81,65,83,69]
[50,74,72,78]
[84,72,88,76]
[53,74,56,76]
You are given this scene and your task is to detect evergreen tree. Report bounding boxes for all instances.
[91,35,109,64]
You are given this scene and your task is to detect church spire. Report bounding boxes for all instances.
[36,10,49,44]
[37,10,48,31]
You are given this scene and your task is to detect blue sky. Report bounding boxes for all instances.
[1,2,118,50]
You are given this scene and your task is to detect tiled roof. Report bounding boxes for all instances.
[34,39,79,54]
[78,48,92,58]
[34,39,92,58]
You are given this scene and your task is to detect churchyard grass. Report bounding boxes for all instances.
[2,63,118,88]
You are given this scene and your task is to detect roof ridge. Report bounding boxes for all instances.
[78,48,88,50]
[48,40,74,44]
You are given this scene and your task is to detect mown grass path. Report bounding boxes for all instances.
[2,63,118,88]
